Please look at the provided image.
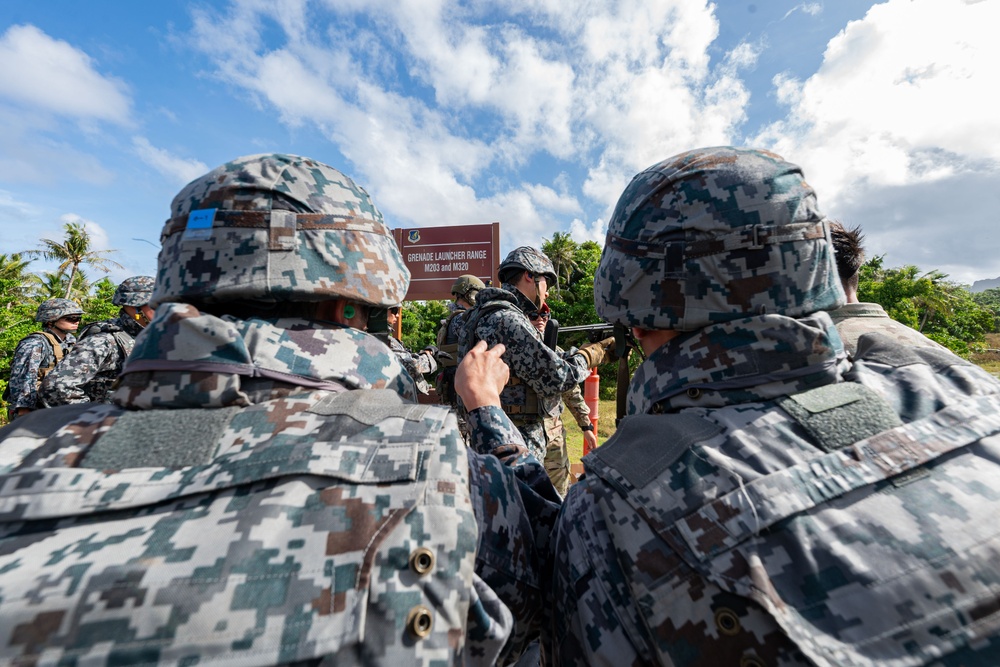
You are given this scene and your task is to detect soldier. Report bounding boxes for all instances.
[460,246,613,462]
[541,147,1000,665]
[381,303,438,394]
[436,274,486,438]
[40,275,154,405]
[827,220,947,354]
[3,298,81,419]
[528,302,595,497]
[0,153,556,666]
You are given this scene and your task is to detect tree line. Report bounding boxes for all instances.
[3,225,1000,422]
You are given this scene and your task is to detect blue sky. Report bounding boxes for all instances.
[1,0,997,288]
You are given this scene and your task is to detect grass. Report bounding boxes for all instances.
[564,398,618,470]
[970,333,1000,377]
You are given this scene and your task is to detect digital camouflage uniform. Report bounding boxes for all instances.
[385,334,438,394]
[5,299,82,417]
[460,281,591,462]
[542,349,591,497]
[0,154,557,666]
[40,277,154,406]
[546,147,1000,666]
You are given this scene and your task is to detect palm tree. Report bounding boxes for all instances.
[31,270,90,302]
[542,232,579,297]
[26,222,123,299]
[0,253,35,306]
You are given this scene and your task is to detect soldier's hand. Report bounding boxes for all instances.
[456,340,509,410]
[577,336,617,367]
[583,428,598,452]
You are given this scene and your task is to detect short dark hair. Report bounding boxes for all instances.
[829,221,865,291]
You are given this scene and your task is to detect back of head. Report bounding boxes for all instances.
[35,298,83,323]
[152,153,409,308]
[828,221,865,292]
[113,276,155,307]
[596,146,844,331]
[497,247,557,285]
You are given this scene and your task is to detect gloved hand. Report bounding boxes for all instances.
[431,347,454,362]
[421,345,439,359]
[576,336,616,368]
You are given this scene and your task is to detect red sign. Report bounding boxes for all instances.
[392,223,500,301]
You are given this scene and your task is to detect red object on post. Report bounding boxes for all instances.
[583,368,600,456]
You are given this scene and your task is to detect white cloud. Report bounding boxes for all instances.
[0,24,131,123]
[185,0,752,250]
[132,137,209,186]
[753,0,1000,281]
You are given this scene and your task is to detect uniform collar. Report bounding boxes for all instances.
[628,311,849,414]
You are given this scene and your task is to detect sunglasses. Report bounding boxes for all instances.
[61,316,82,323]
[528,311,550,321]
[388,306,400,315]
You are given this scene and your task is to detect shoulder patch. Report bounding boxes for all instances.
[81,407,241,469]
[778,383,902,453]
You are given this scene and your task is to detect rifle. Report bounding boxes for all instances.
[558,322,642,425]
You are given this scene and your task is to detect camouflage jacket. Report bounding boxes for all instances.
[547,311,1000,666]
[5,328,75,412]
[828,302,948,355]
[0,304,555,666]
[384,334,437,395]
[460,286,590,459]
[40,311,143,405]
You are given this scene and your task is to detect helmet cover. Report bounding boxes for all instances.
[113,276,155,307]
[35,298,83,323]
[498,246,557,285]
[152,154,409,308]
[595,146,844,331]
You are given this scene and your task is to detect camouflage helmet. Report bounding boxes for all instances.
[34,298,83,323]
[112,276,155,307]
[497,246,557,285]
[451,274,485,301]
[151,153,409,308]
[595,146,844,331]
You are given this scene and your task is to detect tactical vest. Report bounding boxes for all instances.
[460,299,542,420]
[1,331,64,404]
[584,382,1000,666]
[79,320,134,361]
[0,390,483,665]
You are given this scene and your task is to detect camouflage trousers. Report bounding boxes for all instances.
[542,415,571,497]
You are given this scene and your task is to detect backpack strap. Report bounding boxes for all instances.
[31,331,64,382]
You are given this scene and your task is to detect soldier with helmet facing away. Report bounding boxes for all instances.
[41,275,155,405]
[460,246,614,462]
[4,298,82,419]
[536,146,1000,665]
[0,154,558,665]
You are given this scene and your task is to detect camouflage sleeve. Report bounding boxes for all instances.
[39,334,116,406]
[6,337,46,410]
[562,382,591,428]
[478,313,589,399]
[467,448,561,664]
[467,405,525,455]
[545,478,648,665]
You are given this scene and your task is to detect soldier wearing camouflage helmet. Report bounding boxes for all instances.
[40,275,155,406]
[0,153,559,665]
[3,298,82,419]
[542,147,1000,665]
[460,246,613,463]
